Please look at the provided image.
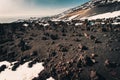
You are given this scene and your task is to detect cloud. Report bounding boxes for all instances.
[0,0,68,17]
[0,0,26,16]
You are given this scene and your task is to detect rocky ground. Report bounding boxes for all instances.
[0,19,120,80]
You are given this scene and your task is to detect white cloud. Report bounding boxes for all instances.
[0,0,68,17]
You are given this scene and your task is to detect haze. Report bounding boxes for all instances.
[0,0,89,17]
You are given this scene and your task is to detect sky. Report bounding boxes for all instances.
[0,0,89,17]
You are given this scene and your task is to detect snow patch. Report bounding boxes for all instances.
[69,14,79,20]
[82,11,120,20]
[0,61,44,80]
[51,19,61,21]
[75,23,83,26]
[43,23,49,27]
[47,77,55,80]
[23,23,29,27]
[112,22,120,25]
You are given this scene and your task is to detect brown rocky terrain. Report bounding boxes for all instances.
[0,18,120,80]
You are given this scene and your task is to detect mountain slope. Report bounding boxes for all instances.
[56,0,120,20]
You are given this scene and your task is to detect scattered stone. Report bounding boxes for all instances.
[18,39,31,51]
[95,39,102,43]
[44,32,50,37]
[110,70,117,77]
[21,55,30,61]
[7,52,17,61]
[84,33,89,38]
[91,59,96,63]
[50,34,59,40]
[28,59,39,68]
[102,28,107,32]
[19,59,26,65]
[29,37,34,40]
[91,53,98,59]
[85,55,94,66]
[58,44,69,52]
[62,33,66,36]
[30,51,38,56]
[104,59,118,68]
[77,59,82,68]
[42,36,48,40]
[74,38,81,42]
[90,70,99,80]
[90,70,106,80]
[0,65,7,73]
[12,62,20,71]
[49,51,57,57]
[78,44,88,51]
[89,35,96,40]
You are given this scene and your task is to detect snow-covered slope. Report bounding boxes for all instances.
[81,10,120,20]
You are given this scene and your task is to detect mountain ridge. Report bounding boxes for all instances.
[53,0,120,20]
